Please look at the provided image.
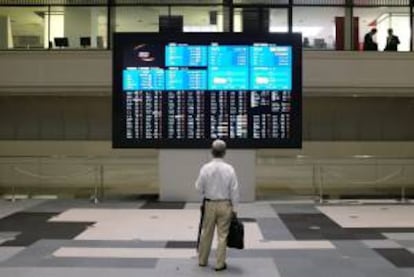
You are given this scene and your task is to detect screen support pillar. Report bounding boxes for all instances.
[159,149,256,202]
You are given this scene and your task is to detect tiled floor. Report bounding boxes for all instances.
[0,199,414,276]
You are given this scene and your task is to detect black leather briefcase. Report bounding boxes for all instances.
[227,212,244,249]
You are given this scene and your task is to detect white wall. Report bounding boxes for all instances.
[44,12,64,48]
[0,16,11,49]
[7,15,13,48]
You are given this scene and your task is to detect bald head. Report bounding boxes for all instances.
[211,139,226,158]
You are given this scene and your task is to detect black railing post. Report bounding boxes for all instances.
[288,0,293,33]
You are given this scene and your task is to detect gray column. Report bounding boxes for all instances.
[344,2,353,50]
[222,6,231,32]
[159,150,256,202]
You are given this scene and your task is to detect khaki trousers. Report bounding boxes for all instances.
[198,200,232,268]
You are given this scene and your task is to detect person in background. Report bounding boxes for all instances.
[195,139,240,271]
[384,28,400,51]
[363,28,378,51]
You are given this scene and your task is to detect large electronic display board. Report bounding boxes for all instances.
[113,33,302,148]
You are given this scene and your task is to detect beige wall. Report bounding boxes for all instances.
[0,51,414,198]
[1,51,414,96]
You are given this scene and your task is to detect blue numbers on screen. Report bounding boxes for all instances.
[123,44,292,91]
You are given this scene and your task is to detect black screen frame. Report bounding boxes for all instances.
[113,32,302,149]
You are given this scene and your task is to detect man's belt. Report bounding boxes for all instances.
[205,198,230,202]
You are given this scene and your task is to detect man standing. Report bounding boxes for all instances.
[363,28,378,51]
[195,139,240,271]
[384,28,400,51]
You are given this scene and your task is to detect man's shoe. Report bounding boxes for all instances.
[199,263,207,267]
[215,263,227,271]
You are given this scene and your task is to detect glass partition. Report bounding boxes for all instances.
[0,6,48,49]
[49,6,108,49]
[114,6,168,32]
[354,6,410,51]
[0,6,108,50]
[256,156,414,201]
[293,6,345,50]
[1,2,414,52]
[268,8,288,33]
[0,156,158,201]
[234,7,288,33]
[0,155,412,201]
[170,6,223,32]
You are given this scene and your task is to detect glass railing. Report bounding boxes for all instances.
[0,155,158,202]
[0,155,413,202]
[257,155,414,202]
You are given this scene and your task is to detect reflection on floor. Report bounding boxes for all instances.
[0,199,414,276]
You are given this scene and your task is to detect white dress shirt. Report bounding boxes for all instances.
[195,158,240,209]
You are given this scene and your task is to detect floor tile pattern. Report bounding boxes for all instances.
[0,212,94,246]
[0,199,413,277]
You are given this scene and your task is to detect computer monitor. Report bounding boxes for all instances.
[159,15,183,33]
[54,37,69,48]
[80,37,91,48]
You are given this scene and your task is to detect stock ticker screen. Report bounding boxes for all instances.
[113,33,302,148]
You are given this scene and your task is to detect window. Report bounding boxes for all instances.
[0,6,48,49]
[170,6,223,32]
[293,7,345,50]
[1,2,414,52]
[49,6,108,49]
[354,6,410,51]
[115,6,168,32]
[269,8,288,33]
[234,7,285,33]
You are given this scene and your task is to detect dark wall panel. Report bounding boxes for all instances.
[0,95,414,141]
